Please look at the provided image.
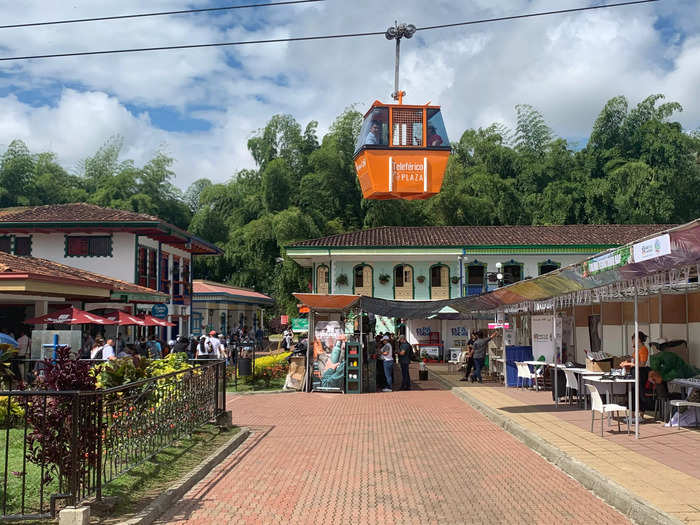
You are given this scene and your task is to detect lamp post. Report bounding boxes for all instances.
[482,262,504,294]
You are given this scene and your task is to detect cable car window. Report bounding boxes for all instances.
[392,108,422,146]
[355,107,388,152]
[426,109,449,147]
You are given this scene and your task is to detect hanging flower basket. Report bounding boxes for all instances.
[335,274,348,287]
[378,273,391,285]
[451,276,460,284]
[416,275,426,284]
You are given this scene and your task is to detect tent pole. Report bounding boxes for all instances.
[554,301,558,408]
[658,292,663,340]
[634,288,639,439]
[306,309,314,392]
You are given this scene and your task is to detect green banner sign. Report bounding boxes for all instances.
[291,318,309,332]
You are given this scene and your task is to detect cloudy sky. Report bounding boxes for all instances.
[0,0,698,190]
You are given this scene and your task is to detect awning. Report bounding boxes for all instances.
[449,219,700,312]
[293,293,361,311]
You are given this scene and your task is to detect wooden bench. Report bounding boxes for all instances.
[669,399,700,428]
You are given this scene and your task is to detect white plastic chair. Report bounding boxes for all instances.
[586,384,629,436]
[515,362,537,390]
[564,369,580,406]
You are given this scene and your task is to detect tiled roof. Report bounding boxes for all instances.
[288,225,674,248]
[0,252,168,298]
[0,203,222,255]
[193,280,274,303]
[0,203,161,223]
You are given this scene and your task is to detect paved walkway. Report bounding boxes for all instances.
[157,372,628,524]
[430,364,700,523]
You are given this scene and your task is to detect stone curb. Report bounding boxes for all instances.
[119,427,251,525]
[428,370,682,525]
[229,388,298,396]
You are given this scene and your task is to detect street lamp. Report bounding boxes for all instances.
[495,262,503,282]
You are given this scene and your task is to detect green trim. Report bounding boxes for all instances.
[500,259,524,284]
[538,258,561,276]
[64,234,113,258]
[465,260,487,293]
[315,264,329,294]
[352,263,374,296]
[429,263,451,299]
[392,264,415,300]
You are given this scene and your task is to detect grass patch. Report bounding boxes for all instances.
[0,427,61,518]
[226,376,286,392]
[97,424,238,521]
[0,424,238,523]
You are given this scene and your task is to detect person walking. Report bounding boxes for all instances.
[397,334,412,390]
[380,335,394,392]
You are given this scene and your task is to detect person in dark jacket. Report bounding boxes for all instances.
[397,334,412,390]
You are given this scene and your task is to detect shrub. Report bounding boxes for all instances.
[258,364,288,388]
[0,396,25,428]
[254,352,290,374]
[25,346,97,486]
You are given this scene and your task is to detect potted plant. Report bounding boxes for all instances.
[378,273,391,285]
[451,276,460,284]
[335,273,348,287]
[416,275,425,283]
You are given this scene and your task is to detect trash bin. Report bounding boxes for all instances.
[238,357,252,376]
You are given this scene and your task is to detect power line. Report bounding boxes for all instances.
[417,0,659,31]
[0,0,660,62]
[0,0,325,30]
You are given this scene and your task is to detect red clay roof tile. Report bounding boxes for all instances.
[0,252,168,298]
[288,225,674,248]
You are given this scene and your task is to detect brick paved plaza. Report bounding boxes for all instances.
[156,377,628,524]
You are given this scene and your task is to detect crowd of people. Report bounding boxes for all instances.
[76,324,265,364]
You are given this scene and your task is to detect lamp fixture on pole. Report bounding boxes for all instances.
[385,21,416,102]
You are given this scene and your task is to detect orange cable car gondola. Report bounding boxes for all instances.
[353,22,451,200]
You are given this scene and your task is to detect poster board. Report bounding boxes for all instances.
[531,315,555,361]
[311,321,345,392]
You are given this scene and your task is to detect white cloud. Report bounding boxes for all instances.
[0,0,698,189]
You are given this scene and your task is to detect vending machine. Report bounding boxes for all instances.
[345,341,362,394]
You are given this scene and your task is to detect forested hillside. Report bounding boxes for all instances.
[2,94,698,313]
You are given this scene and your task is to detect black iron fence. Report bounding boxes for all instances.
[0,359,226,519]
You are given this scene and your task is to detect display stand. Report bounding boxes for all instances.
[345,341,362,393]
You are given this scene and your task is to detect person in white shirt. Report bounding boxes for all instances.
[102,339,116,360]
[197,333,220,359]
[208,330,222,358]
[380,335,394,392]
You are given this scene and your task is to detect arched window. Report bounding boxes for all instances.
[538,259,561,275]
[316,264,329,294]
[353,264,373,296]
[393,264,413,300]
[465,260,486,296]
[501,260,524,284]
[430,264,450,299]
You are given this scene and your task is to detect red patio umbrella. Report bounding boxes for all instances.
[25,306,117,325]
[141,314,176,327]
[103,311,146,326]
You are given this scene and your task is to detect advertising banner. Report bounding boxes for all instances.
[531,315,555,361]
[582,246,632,276]
[291,318,309,333]
[633,233,671,263]
[311,321,345,392]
